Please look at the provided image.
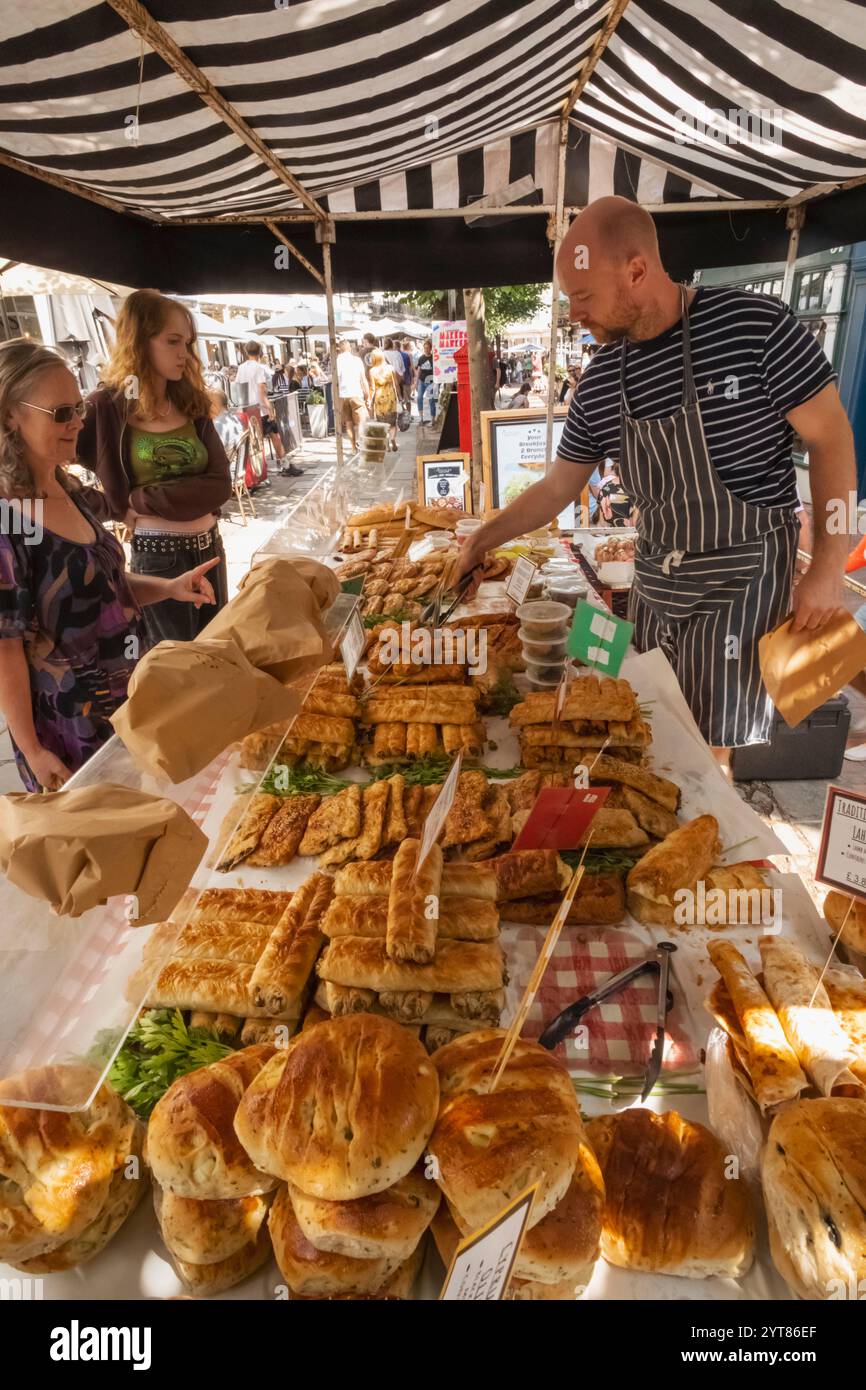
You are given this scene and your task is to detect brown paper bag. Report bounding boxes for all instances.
[202,556,339,683]
[111,637,301,782]
[759,610,866,728]
[0,783,207,922]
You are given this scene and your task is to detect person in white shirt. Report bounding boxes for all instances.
[337,339,371,451]
[235,341,302,478]
[208,389,244,453]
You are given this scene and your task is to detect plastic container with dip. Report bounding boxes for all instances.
[515,600,571,641]
[455,518,482,546]
[525,664,566,689]
[518,628,568,660]
[546,576,588,609]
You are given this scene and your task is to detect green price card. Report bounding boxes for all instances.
[567,600,633,676]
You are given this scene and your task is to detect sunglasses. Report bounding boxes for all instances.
[19,400,87,424]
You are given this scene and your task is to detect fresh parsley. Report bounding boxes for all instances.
[92,1010,236,1120]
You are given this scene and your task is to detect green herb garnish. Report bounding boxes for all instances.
[485,668,522,718]
[253,761,354,798]
[560,847,644,876]
[94,1010,236,1120]
[368,752,456,785]
[479,765,524,780]
[363,609,415,629]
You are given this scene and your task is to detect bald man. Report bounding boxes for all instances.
[459,196,855,752]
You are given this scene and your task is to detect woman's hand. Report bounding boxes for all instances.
[169,556,221,609]
[27,746,72,791]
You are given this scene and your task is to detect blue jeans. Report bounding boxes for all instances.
[417,377,433,421]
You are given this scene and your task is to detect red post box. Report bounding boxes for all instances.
[454,342,472,457]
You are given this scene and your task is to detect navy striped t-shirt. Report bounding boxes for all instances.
[558,287,835,508]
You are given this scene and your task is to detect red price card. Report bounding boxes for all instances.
[512,786,610,851]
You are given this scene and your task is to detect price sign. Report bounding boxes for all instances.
[567,599,633,676]
[416,752,463,872]
[439,1185,537,1301]
[512,785,610,851]
[505,555,537,606]
[816,786,866,903]
[339,607,365,681]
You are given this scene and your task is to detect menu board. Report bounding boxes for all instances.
[480,408,573,527]
[431,320,467,385]
[417,452,471,512]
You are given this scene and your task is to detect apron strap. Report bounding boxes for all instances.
[620,284,697,413]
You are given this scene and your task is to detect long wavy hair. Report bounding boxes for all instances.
[0,337,75,498]
[103,289,212,422]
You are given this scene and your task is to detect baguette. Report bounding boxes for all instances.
[317,937,505,993]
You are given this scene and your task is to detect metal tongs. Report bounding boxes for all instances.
[539,941,677,1101]
[419,564,480,628]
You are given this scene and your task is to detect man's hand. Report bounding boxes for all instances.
[456,533,488,580]
[791,561,846,632]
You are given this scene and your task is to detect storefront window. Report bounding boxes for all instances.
[0,293,40,341]
[796,268,833,312]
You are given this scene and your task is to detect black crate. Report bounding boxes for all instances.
[730,695,851,781]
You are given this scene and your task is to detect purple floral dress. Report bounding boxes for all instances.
[0,491,147,790]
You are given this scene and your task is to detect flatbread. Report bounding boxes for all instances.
[823,969,866,1086]
[708,941,808,1113]
[759,937,865,1097]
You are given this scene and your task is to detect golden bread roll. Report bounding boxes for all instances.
[626,814,721,922]
[172,1223,272,1296]
[234,1015,439,1200]
[762,1098,866,1300]
[429,1031,586,1234]
[13,1121,147,1273]
[586,1108,755,1278]
[0,1065,140,1264]
[154,1184,271,1266]
[287,1164,439,1261]
[145,1045,278,1200]
[269,1183,402,1296]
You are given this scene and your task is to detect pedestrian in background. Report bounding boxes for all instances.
[415,338,434,424]
[336,339,371,452]
[368,348,400,452]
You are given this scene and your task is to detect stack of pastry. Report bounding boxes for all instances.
[315,848,506,1049]
[141,879,333,1043]
[366,622,470,687]
[586,1108,755,1279]
[446,607,523,673]
[491,848,626,926]
[507,768,665,853]
[0,1065,147,1273]
[706,938,866,1112]
[147,1046,277,1294]
[361,682,484,765]
[626,816,773,925]
[509,676,652,771]
[239,664,363,773]
[428,1031,605,1298]
[235,1015,441,1298]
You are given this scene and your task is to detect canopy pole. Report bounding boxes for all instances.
[781,206,806,305]
[464,288,488,513]
[544,116,569,474]
[318,220,344,477]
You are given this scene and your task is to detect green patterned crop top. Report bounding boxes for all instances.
[128,421,209,487]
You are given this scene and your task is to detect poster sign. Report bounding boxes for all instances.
[432,321,467,386]
[417,452,471,512]
[480,409,573,528]
[815,786,866,901]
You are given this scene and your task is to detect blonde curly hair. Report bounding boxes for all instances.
[0,338,74,497]
[103,289,212,422]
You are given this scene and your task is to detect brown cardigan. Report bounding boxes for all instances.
[76,387,232,523]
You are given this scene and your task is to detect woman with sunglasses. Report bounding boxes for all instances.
[0,339,219,791]
[76,288,231,644]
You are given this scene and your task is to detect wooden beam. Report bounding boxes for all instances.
[105,0,327,221]
[784,172,866,207]
[562,0,633,120]
[464,287,488,511]
[319,227,344,476]
[0,149,163,221]
[544,116,569,470]
[264,219,324,287]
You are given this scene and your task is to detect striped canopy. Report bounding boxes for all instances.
[1,0,864,289]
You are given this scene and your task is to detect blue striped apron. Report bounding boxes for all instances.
[617,287,799,747]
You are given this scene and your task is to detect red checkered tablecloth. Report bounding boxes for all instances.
[504,923,698,1077]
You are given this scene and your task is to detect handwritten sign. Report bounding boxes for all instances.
[439,1185,537,1301]
[416,752,463,872]
[506,556,537,606]
[816,786,866,902]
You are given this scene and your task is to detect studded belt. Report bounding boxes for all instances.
[131,526,218,555]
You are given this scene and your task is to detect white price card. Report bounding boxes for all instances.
[416,751,463,872]
[439,1185,537,1300]
[339,607,365,681]
[505,555,537,606]
[815,785,866,902]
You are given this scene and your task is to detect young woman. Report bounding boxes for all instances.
[368,348,400,452]
[0,340,218,790]
[415,338,434,423]
[76,289,231,644]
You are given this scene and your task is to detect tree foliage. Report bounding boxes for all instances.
[400,284,547,336]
